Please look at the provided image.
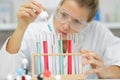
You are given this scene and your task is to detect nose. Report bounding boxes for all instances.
[63,22,70,30]
[63,18,72,30]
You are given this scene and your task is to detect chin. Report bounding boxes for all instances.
[62,37,67,40]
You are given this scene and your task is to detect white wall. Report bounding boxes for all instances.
[12,0,60,22]
[36,0,60,9]
[1,0,120,23]
[12,0,120,23]
[99,0,120,22]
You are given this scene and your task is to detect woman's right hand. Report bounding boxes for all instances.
[6,1,44,53]
[17,1,44,31]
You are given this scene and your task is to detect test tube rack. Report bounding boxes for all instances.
[31,53,85,80]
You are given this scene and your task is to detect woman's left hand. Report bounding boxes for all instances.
[80,50,107,78]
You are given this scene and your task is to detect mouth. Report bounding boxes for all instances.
[58,30,67,36]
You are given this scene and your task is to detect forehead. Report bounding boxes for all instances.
[61,0,89,21]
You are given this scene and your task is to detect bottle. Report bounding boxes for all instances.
[94,10,100,21]
[39,10,52,32]
[39,10,49,21]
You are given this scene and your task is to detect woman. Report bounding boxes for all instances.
[0,0,120,79]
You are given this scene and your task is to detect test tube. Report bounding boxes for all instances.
[36,34,42,74]
[67,34,72,74]
[74,33,80,74]
[58,33,64,74]
[51,33,56,75]
[43,33,49,71]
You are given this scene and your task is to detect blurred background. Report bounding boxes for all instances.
[0,0,120,48]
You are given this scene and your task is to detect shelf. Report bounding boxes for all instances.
[0,23,16,31]
[0,23,120,31]
[105,23,120,29]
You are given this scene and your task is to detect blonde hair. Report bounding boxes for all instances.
[59,0,99,22]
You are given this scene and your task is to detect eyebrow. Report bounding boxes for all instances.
[60,7,84,21]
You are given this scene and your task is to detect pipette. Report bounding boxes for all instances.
[39,10,52,32]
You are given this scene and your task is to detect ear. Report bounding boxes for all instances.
[56,0,63,9]
[60,0,64,3]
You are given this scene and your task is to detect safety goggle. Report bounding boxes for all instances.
[55,7,88,32]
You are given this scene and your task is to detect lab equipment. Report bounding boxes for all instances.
[24,75,32,80]
[16,68,25,80]
[39,10,52,32]
[22,58,28,74]
[37,74,43,80]
[67,34,72,74]
[7,75,13,80]
[31,33,85,80]
[36,34,42,74]
[6,33,84,80]
[58,33,64,74]
[32,53,85,80]
[55,75,61,80]
[43,33,49,71]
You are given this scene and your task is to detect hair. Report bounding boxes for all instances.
[59,0,99,22]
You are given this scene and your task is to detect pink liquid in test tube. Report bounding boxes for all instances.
[43,33,49,71]
[67,37,72,74]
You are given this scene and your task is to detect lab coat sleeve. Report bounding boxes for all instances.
[96,22,120,66]
[103,34,120,66]
[0,22,46,79]
[0,37,26,79]
[0,24,35,79]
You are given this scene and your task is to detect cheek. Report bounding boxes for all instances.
[54,20,62,29]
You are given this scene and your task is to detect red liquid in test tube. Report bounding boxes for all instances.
[67,37,72,74]
[43,34,49,71]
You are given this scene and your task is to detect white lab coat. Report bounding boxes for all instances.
[0,15,120,79]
